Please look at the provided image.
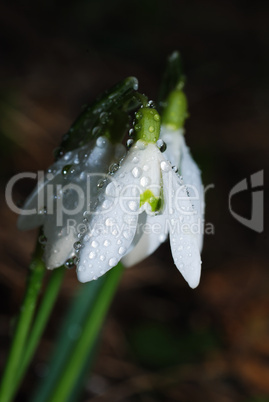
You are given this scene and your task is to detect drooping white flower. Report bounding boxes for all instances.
[17,137,125,269]
[77,108,202,288]
[122,88,204,267]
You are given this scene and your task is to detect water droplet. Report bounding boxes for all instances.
[100,112,108,124]
[91,240,99,248]
[100,255,105,261]
[62,164,73,176]
[65,258,76,269]
[93,126,102,136]
[97,178,106,189]
[74,241,82,250]
[129,128,134,137]
[140,176,150,187]
[109,257,117,267]
[105,217,114,226]
[143,164,149,171]
[109,163,119,174]
[148,126,154,133]
[134,124,141,131]
[157,139,167,152]
[123,230,131,239]
[132,166,142,178]
[96,136,107,148]
[128,201,138,211]
[132,156,140,164]
[118,247,126,255]
[172,165,178,173]
[154,114,160,122]
[147,100,156,108]
[104,240,110,247]
[160,161,170,172]
[89,251,96,259]
[127,139,134,149]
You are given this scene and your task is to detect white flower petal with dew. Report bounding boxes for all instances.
[161,127,204,251]
[77,141,162,281]
[77,140,202,288]
[18,137,125,269]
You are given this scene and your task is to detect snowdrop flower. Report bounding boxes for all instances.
[123,89,204,267]
[77,107,202,288]
[17,137,125,269]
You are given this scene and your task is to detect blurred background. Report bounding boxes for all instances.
[0,0,269,401]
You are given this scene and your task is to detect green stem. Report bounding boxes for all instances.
[49,263,124,402]
[15,266,65,388]
[0,243,46,402]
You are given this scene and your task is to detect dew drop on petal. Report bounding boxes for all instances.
[128,201,138,211]
[157,139,167,153]
[132,166,142,178]
[89,251,96,259]
[109,257,117,267]
[127,139,134,149]
[109,163,119,174]
[91,240,99,248]
[118,247,126,255]
[140,176,150,187]
[105,217,114,226]
[132,156,140,164]
[160,161,170,172]
[74,241,82,250]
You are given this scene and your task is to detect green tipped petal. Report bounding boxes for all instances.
[140,189,162,212]
[134,108,161,143]
[161,89,188,130]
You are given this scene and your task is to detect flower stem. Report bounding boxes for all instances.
[0,242,46,402]
[47,263,124,402]
[15,266,65,389]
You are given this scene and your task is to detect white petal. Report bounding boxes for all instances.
[42,138,115,269]
[122,211,168,267]
[161,159,201,288]
[77,144,155,282]
[161,127,184,167]
[180,136,204,251]
[161,128,204,252]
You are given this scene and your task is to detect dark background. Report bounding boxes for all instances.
[0,0,269,401]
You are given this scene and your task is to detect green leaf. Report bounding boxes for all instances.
[31,263,124,402]
[56,77,138,158]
